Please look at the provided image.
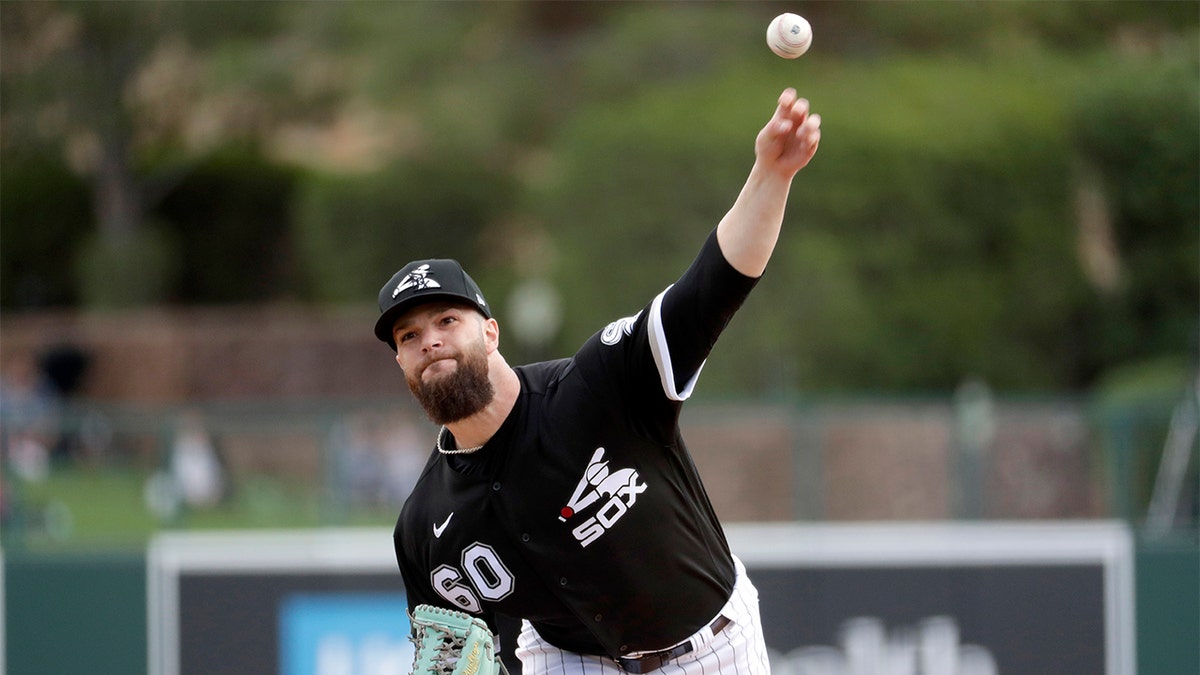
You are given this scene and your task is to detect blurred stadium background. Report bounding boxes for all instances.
[1,1,1196,674]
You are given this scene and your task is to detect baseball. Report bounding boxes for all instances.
[767,13,812,59]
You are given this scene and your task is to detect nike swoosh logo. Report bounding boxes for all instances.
[433,513,454,538]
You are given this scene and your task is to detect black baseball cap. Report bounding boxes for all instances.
[374,259,491,350]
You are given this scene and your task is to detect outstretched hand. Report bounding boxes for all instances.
[754,88,821,178]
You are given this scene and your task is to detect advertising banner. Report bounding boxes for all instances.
[148,522,1133,675]
[727,522,1134,675]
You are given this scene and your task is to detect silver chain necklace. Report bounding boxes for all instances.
[436,426,485,455]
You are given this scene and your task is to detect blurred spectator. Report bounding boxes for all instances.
[36,344,93,462]
[38,344,90,399]
[333,408,425,509]
[379,410,426,506]
[0,348,58,482]
[170,411,227,509]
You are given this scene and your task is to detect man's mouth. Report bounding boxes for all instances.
[421,357,458,380]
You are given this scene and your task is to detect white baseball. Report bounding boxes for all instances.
[767,13,812,59]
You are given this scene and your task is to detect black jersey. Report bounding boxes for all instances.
[393,229,758,658]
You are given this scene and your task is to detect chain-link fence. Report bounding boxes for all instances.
[3,389,1194,552]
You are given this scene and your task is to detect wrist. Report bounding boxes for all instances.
[748,159,799,185]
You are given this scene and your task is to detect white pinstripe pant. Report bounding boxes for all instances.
[515,556,770,675]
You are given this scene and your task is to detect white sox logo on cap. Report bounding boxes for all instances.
[393,264,442,297]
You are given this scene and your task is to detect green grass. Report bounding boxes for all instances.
[4,466,398,552]
[7,468,158,550]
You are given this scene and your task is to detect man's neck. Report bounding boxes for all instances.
[444,355,520,450]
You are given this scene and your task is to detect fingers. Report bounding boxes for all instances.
[770,100,807,138]
[784,84,819,138]
[801,113,821,139]
[758,89,822,171]
[776,88,806,120]
[778,87,798,110]
[799,113,821,155]
[776,95,819,141]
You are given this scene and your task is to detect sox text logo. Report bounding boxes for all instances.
[559,447,648,547]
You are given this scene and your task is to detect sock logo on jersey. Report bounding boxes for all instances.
[558,447,648,547]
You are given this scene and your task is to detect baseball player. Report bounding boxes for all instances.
[375,88,821,674]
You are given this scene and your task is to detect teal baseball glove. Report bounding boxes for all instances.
[409,604,508,675]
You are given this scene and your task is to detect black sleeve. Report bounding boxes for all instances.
[658,228,759,393]
[573,228,760,443]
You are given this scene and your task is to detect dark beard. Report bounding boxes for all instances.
[407,346,494,425]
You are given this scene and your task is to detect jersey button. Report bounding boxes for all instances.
[559,577,568,586]
[620,645,630,653]
[492,482,502,491]
[594,614,603,622]
[521,533,531,542]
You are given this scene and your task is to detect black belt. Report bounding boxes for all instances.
[616,615,732,674]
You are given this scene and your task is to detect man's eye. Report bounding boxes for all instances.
[399,332,417,343]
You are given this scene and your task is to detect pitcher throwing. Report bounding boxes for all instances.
[376,88,821,674]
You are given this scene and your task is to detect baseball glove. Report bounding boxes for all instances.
[409,604,508,675]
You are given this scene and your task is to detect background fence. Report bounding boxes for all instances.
[2,390,1194,552]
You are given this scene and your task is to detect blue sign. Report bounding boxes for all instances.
[279,593,412,675]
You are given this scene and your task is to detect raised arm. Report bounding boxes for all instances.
[716,88,821,277]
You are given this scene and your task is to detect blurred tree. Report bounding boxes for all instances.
[293,157,515,304]
[0,1,321,307]
[151,150,300,303]
[1071,50,1200,382]
[0,153,90,307]
[1,0,1195,396]
[542,57,1092,393]
[2,1,165,306]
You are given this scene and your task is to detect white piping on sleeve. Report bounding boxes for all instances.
[647,285,705,402]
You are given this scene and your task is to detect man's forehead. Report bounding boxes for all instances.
[393,301,479,329]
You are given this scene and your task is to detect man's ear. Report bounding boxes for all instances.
[483,317,501,353]
[395,353,404,369]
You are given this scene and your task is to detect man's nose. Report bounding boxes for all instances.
[421,330,444,352]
